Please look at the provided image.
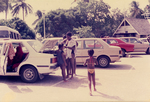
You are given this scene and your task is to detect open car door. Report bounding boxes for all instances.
[0,43,9,75]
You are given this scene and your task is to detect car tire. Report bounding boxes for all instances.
[146,48,149,54]
[121,49,126,57]
[98,56,110,68]
[20,66,38,83]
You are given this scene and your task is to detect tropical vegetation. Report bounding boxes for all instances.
[0,0,149,39]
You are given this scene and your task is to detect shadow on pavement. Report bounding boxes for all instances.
[53,74,101,89]
[124,55,142,58]
[94,91,123,101]
[104,64,134,70]
[77,64,134,70]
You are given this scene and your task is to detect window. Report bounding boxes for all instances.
[84,40,103,49]
[76,40,82,49]
[121,38,129,43]
[10,32,13,38]
[95,40,103,49]
[130,38,138,43]
[17,34,19,39]
[0,31,9,38]
[107,39,118,44]
[28,40,43,52]
[84,40,94,49]
[14,33,17,39]
[12,43,28,53]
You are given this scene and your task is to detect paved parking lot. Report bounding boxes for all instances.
[0,53,150,102]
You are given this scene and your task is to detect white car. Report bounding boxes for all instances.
[75,38,121,68]
[0,40,57,83]
[120,37,150,54]
[43,38,121,68]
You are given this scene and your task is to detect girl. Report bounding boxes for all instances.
[84,49,98,96]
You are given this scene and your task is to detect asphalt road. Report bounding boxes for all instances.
[0,53,150,102]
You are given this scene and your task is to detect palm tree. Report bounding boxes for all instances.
[32,10,42,25]
[0,0,12,20]
[0,0,6,13]
[130,1,144,18]
[11,0,32,20]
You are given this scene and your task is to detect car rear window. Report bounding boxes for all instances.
[27,40,43,52]
[121,38,129,43]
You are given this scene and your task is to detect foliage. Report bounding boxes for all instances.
[36,9,75,37]
[11,0,33,20]
[34,0,138,38]
[0,0,6,13]
[0,17,35,39]
[73,26,95,38]
[32,10,42,25]
[129,1,144,19]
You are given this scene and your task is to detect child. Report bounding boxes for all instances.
[84,49,98,96]
[57,44,67,82]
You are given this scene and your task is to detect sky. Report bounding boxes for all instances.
[0,0,149,29]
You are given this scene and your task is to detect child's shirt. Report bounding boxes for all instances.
[56,50,65,65]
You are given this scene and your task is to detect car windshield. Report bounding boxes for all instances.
[27,40,43,52]
[0,31,9,38]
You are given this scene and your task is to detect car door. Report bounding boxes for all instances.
[80,39,103,63]
[130,38,147,52]
[75,40,84,64]
[0,42,4,75]
[0,43,9,75]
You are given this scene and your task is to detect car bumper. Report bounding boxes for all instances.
[110,56,121,63]
[37,63,59,74]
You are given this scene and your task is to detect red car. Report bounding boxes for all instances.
[102,38,134,57]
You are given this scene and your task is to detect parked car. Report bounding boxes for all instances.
[138,38,149,43]
[102,38,134,57]
[42,38,122,68]
[120,37,150,54]
[0,40,57,83]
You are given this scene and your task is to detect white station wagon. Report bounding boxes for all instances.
[43,38,121,68]
[0,40,57,83]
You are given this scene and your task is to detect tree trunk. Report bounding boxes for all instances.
[5,10,7,20]
[22,8,24,20]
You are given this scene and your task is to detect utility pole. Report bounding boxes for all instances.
[43,10,46,39]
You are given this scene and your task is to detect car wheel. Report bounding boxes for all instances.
[21,66,38,83]
[121,49,126,57]
[146,48,149,54]
[98,56,110,68]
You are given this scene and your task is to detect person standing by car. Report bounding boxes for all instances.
[56,44,67,82]
[84,49,98,96]
[65,32,76,79]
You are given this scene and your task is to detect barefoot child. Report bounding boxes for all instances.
[84,49,98,96]
[57,44,67,82]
